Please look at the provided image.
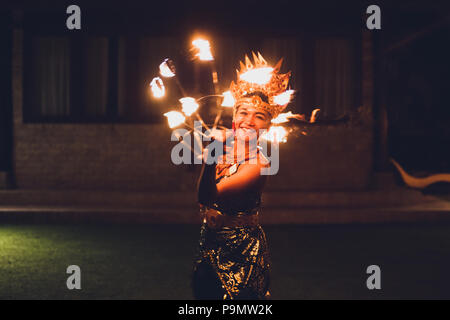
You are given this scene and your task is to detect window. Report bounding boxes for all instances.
[116,36,182,120]
[314,38,360,118]
[29,37,71,118]
[25,35,116,122]
[217,36,360,118]
[23,32,360,123]
[24,33,183,123]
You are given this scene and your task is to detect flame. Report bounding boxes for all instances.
[273,90,295,106]
[164,111,185,128]
[159,59,175,78]
[150,77,165,98]
[179,97,199,116]
[192,39,214,61]
[260,126,288,143]
[271,111,304,124]
[239,67,273,85]
[221,91,235,107]
[310,108,320,123]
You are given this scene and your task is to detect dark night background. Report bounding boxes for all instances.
[1,0,449,177]
[0,0,450,300]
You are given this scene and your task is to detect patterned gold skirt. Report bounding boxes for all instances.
[192,220,271,300]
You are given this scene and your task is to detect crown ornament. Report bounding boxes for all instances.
[156,38,313,147]
[229,52,292,118]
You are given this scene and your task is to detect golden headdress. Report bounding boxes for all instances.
[229,52,292,119]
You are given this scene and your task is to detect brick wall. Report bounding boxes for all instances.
[13,123,201,191]
[266,126,373,191]
[12,29,374,192]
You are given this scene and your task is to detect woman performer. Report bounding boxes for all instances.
[192,53,292,300]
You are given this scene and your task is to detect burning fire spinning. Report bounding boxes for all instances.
[150,37,319,153]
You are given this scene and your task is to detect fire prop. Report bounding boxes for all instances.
[150,77,165,98]
[151,37,319,148]
[192,39,214,61]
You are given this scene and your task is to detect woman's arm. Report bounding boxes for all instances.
[216,163,267,200]
[197,162,218,206]
[197,129,268,206]
[197,161,267,206]
[197,130,228,206]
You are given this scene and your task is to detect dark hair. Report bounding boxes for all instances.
[243,91,269,103]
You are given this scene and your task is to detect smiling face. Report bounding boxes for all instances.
[234,101,272,145]
[228,98,272,163]
[234,99,272,129]
[234,103,272,143]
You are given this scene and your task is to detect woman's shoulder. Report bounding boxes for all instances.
[236,159,269,185]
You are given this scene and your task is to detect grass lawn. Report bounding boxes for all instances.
[1,222,450,299]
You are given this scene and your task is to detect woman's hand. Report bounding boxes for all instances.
[196,128,234,163]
